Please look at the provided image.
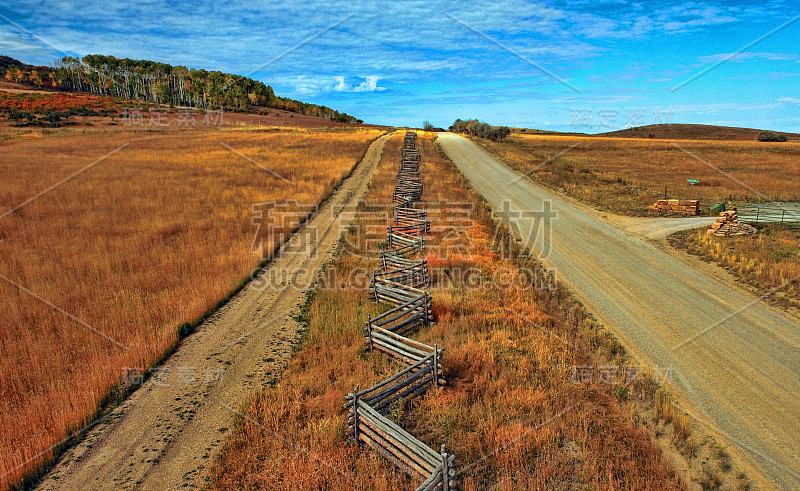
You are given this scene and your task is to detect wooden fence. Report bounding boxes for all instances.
[345,396,455,490]
[372,261,429,290]
[387,230,425,250]
[346,131,457,490]
[367,293,433,336]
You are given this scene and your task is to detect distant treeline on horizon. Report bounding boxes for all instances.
[0,54,362,123]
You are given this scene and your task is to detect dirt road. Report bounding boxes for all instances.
[38,133,392,490]
[438,133,800,490]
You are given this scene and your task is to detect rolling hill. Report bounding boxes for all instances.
[596,123,799,141]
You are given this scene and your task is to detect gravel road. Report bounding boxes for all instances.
[38,133,392,490]
[438,132,800,490]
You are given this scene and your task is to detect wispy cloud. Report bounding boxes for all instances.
[698,51,798,63]
[2,0,798,130]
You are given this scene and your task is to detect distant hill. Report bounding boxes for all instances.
[0,54,362,123]
[596,124,799,141]
[0,56,30,70]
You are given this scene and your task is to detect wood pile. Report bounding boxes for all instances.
[346,131,457,490]
[707,209,757,236]
[649,199,700,215]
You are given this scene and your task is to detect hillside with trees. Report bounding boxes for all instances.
[1,54,361,123]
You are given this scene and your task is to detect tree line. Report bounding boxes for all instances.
[1,54,362,122]
[449,119,511,142]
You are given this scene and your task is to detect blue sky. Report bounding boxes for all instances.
[1,1,798,131]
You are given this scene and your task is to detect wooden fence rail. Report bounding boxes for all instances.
[346,130,456,489]
[394,207,428,223]
[389,222,427,237]
[372,262,429,289]
[387,230,425,250]
[382,242,424,262]
[367,295,432,336]
[345,351,442,413]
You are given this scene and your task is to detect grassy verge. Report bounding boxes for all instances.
[669,225,800,311]
[470,134,800,216]
[208,132,686,489]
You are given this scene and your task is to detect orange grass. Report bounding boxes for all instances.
[474,134,800,216]
[208,132,682,489]
[0,125,382,488]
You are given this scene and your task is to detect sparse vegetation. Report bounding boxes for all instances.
[670,225,800,310]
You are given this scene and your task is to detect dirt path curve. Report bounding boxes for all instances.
[38,133,392,490]
[438,133,800,490]
[605,215,718,240]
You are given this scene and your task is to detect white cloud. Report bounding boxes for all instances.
[284,75,385,97]
[333,75,385,93]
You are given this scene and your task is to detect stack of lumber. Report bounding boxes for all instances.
[347,131,457,490]
[707,209,757,237]
[650,199,700,215]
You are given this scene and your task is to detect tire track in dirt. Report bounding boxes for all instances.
[38,133,392,490]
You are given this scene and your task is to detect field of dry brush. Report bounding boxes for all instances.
[672,225,800,311]
[0,125,382,487]
[475,134,800,216]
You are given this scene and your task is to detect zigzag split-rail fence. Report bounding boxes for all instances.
[344,132,457,490]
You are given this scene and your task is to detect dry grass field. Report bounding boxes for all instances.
[671,226,800,310]
[474,134,800,216]
[0,125,382,488]
[208,132,685,489]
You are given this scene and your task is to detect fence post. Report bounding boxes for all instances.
[366,316,374,351]
[441,444,450,491]
[353,384,360,442]
[782,209,786,226]
[424,294,430,326]
[755,207,760,224]
[433,342,439,389]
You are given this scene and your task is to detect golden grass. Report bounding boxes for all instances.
[672,225,800,310]
[208,132,682,489]
[0,125,382,488]
[474,134,800,216]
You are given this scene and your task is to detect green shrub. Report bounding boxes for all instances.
[449,118,511,142]
[757,130,788,142]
